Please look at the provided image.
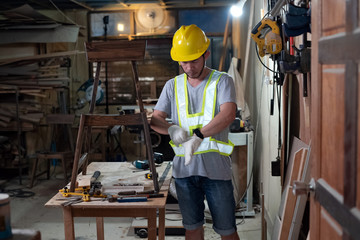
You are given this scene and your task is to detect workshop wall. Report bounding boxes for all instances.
[231,0,289,238]
[40,9,90,114]
[232,0,312,238]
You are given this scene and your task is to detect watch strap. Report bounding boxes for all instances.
[193,128,204,139]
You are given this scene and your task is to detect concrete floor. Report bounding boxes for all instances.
[1,170,261,240]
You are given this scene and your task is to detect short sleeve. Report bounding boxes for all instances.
[154,78,175,117]
[217,73,237,106]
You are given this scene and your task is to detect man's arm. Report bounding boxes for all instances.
[151,109,188,146]
[200,102,236,138]
[150,109,172,135]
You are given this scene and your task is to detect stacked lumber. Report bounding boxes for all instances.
[0,52,78,88]
[0,51,81,130]
[0,102,43,131]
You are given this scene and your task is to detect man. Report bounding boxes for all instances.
[150,24,240,240]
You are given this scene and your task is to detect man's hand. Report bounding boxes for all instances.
[183,135,203,166]
[168,125,187,146]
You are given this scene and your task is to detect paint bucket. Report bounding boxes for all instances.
[0,194,12,239]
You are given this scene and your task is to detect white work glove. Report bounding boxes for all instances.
[168,125,187,146]
[183,135,203,166]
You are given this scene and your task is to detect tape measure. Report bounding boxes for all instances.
[145,173,152,179]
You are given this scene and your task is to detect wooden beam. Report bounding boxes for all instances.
[158,0,166,6]
[344,61,358,207]
[318,31,360,64]
[218,13,231,71]
[116,0,130,8]
[69,0,94,10]
[0,51,84,66]
[315,179,360,239]
[242,0,255,91]
[85,40,146,62]
[83,113,144,127]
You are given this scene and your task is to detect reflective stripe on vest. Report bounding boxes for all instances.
[170,70,234,156]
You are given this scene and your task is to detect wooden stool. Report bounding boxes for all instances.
[29,114,75,188]
[30,151,73,188]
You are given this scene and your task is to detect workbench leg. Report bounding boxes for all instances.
[63,207,75,240]
[158,208,165,240]
[147,209,157,240]
[96,217,104,240]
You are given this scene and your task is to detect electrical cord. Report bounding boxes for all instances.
[255,42,280,74]
[1,188,35,198]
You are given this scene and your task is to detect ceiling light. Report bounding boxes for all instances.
[117,23,124,31]
[230,0,247,17]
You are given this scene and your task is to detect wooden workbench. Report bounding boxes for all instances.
[45,161,172,240]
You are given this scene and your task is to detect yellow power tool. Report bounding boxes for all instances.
[251,18,282,57]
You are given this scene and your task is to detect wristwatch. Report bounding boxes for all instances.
[193,128,204,139]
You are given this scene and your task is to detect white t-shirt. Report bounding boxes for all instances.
[154,69,237,180]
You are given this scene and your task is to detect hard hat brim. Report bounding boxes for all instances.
[170,41,210,62]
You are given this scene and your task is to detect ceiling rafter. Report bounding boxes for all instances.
[68,0,94,10]
[116,0,130,8]
[0,0,239,11]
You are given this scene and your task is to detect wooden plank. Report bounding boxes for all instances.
[242,0,255,92]
[319,32,360,64]
[218,13,231,72]
[47,114,75,124]
[309,0,322,238]
[96,217,105,240]
[274,137,309,240]
[0,115,11,122]
[279,148,308,240]
[0,109,40,123]
[83,113,144,126]
[70,114,86,192]
[85,40,146,62]
[0,50,83,66]
[344,61,358,206]
[0,120,8,127]
[315,179,360,239]
[289,146,311,239]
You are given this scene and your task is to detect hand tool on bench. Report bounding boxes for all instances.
[119,193,165,198]
[56,196,83,206]
[117,196,148,202]
[156,161,172,192]
[89,170,102,196]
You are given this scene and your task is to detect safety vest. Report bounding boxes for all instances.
[170,70,234,156]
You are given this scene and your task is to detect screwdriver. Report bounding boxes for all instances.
[117,196,148,202]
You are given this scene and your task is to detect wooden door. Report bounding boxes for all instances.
[310,0,360,239]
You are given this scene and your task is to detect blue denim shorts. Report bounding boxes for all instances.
[174,176,237,236]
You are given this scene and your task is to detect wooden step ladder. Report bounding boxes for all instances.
[69,40,159,193]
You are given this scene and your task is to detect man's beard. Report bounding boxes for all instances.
[182,61,205,79]
[184,69,202,79]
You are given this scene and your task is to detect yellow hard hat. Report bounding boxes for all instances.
[170,24,210,62]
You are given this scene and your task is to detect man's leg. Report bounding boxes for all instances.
[185,226,204,240]
[203,178,239,238]
[175,177,206,239]
[221,231,240,240]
